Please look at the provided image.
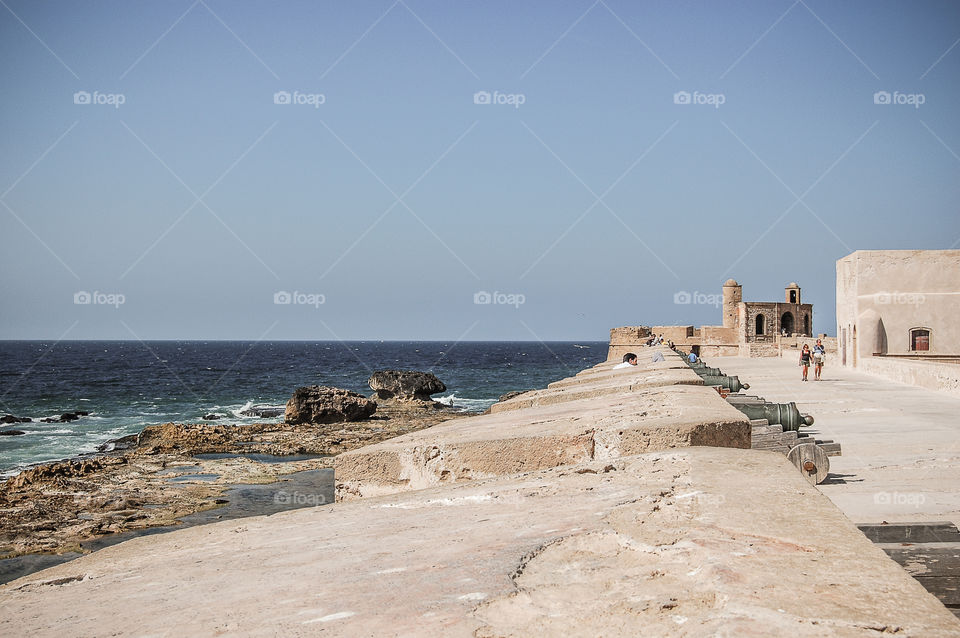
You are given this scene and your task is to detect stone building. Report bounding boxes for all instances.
[836,249,960,366]
[608,279,823,361]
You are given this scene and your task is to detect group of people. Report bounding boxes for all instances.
[799,339,826,381]
[618,337,827,384]
[645,334,675,349]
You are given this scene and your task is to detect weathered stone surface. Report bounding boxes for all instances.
[335,384,750,500]
[284,386,376,425]
[368,370,446,401]
[1,407,464,558]
[3,448,957,637]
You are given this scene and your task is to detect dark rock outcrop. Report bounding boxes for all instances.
[285,386,376,425]
[0,429,25,436]
[368,370,446,402]
[203,414,221,420]
[498,390,531,403]
[239,406,285,418]
[1,415,30,424]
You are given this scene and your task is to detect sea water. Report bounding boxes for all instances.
[0,340,606,476]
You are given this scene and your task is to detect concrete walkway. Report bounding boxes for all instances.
[712,355,960,525]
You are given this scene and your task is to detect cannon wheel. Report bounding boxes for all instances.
[787,443,829,485]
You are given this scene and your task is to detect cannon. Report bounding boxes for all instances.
[693,366,723,377]
[730,401,813,432]
[699,374,750,393]
[724,394,768,404]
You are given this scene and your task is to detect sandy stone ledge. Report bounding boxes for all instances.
[2,447,957,637]
[335,384,751,500]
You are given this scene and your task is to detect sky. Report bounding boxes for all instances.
[1,0,958,341]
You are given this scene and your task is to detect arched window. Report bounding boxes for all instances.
[803,314,810,336]
[780,312,794,335]
[910,328,931,352]
[755,314,765,335]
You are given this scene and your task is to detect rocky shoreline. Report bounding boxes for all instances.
[0,377,467,561]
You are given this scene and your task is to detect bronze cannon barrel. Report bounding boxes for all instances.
[731,401,814,431]
[699,374,750,393]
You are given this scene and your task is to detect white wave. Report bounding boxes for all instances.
[432,393,496,413]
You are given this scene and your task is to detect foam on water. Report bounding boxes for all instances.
[0,340,607,474]
[433,393,496,413]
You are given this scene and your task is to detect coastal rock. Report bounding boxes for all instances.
[368,370,446,402]
[60,413,79,422]
[239,406,284,418]
[0,429,25,436]
[498,390,531,403]
[1,415,30,424]
[203,414,221,420]
[285,386,376,425]
[4,457,125,490]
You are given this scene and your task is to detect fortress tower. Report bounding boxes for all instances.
[722,279,742,330]
[786,282,801,304]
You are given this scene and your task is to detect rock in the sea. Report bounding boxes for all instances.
[1,414,30,424]
[368,370,446,402]
[0,429,25,436]
[239,406,285,418]
[284,386,376,425]
[60,413,80,422]
[203,414,221,420]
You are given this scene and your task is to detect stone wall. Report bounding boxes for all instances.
[607,326,652,362]
[858,356,960,398]
[837,250,960,367]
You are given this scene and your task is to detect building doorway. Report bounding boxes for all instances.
[803,314,810,336]
[780,312,795,335]
[755,314,765,336]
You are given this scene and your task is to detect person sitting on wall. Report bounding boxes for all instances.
[652,350,665,363]
[613,353,638,369]
[688,351,699,364]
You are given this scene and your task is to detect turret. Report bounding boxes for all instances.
[722,279,742,330]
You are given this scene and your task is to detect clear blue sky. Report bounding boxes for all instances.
[1,0,958,341]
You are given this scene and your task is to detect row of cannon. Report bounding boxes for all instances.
[674,350,814,432]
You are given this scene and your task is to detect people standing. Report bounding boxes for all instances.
[813,339,825,381]
[799,344,812,381]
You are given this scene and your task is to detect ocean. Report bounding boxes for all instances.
[0,340,607,476]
